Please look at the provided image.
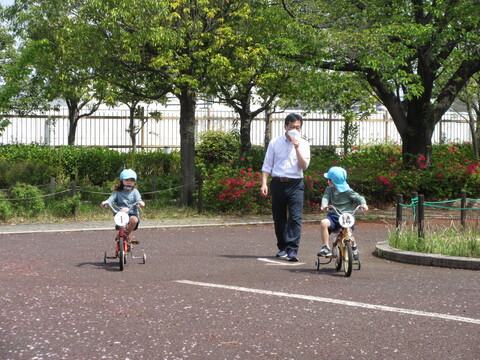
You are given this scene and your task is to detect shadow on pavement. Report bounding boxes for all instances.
[284,267,348,277]
[220,254,272,259]
[77,261,121,272]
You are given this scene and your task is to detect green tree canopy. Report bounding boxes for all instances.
[280,0,480,165]
[4,0,108,144]
[76,0,257,205]
[205,1,303,157]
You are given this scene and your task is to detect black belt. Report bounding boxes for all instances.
[272,177,300,183]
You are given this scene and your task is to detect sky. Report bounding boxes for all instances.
[0,0,14,7]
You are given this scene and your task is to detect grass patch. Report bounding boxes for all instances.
[389,224,480,258]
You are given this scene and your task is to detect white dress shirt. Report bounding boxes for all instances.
[262,135,311,179]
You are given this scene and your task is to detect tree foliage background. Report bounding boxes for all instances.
[1,0,480,207]
[280,0,480,165]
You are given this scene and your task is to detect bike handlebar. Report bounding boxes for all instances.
[327,204,364,216]
[104,202,141,213]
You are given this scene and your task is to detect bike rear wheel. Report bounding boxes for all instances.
[334,245,342,271]
[344,242,353,277]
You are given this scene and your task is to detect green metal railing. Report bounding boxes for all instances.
[396,191,480,238]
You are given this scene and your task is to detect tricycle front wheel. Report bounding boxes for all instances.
[343,242,353,277]
[119,238,125,271]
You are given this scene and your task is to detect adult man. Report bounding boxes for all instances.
[260,113,311,261]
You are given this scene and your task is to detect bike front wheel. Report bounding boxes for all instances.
[119,237,125,271]
[343,242,353,277]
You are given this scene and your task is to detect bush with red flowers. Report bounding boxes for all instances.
[201,158,271,213]
[201,141,480,212]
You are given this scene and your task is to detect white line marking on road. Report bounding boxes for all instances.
[257,258,305,266]
[176,280,480,325]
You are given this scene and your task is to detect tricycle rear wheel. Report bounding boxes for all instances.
[334,245,342,271]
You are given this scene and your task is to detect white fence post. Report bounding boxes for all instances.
[0,108,472,151]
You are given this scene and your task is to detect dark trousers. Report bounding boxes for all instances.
[270,178,304,252]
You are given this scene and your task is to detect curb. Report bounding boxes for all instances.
[375,241,480,270]
[0,220,278,235]
[0,219,323,235]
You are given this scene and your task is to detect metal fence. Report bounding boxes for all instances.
[0,107,472,151]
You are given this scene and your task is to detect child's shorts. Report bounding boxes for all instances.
[327,212,354,234]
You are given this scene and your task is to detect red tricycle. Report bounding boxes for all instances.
[103,202,146,271]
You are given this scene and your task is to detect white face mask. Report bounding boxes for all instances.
[287,129,300,140]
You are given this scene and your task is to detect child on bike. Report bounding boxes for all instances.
[317,166,368,260]
[101,169,145,236]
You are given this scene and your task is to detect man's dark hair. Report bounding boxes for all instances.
[285,113,303,126]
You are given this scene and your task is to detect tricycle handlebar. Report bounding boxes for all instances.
[104,202,140,213]
[327,204,364,216]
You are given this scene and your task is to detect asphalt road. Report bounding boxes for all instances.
[1,221,479,360]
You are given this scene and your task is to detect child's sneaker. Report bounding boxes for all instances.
[352,246,359,260]
[317,245,332,257]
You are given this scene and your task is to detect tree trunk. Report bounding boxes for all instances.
[67,100,80,146]
[466,105,479,159]
[65,97,101,146]
[475,111,480,160]
[264,109,272,149]
[466,101,480,159]
[343,122,348,154]
[129,106,137,152]
[239,111,253,158]
[178,89,197,207]
[396,104,436,166]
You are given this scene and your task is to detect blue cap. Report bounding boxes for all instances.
[324,166,350,193]
[120,169,137,181]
